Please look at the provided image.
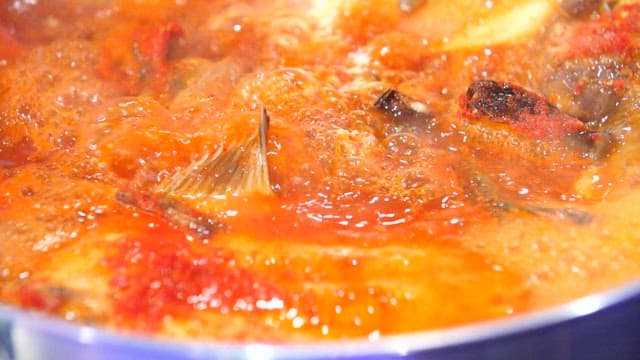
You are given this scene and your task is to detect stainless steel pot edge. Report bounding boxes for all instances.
[1,278,640,359]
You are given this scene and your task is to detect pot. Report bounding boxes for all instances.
[2,279,639,359]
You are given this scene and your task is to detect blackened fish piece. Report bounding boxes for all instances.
[374,88,436,135]
[375,89,416,118]
[459,79,615,159]
[461,80,555,122]
[461,80,590,139]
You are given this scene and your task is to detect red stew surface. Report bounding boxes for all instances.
[1,0,640,342]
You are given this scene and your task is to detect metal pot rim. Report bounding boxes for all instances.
[2,278,640,359]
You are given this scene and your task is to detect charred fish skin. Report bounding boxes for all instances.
[460,79,576,129]
[374,88,437,136]
[459,79,615,159]
[462,80,544,120]
[374,88,431,120]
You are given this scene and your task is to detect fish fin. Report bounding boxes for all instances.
[459,162,593,225]
[115,190,224,239]
[157,106,273,199]
[522,205,593,225]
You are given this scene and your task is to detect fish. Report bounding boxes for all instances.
[157,106,272,198]
[458,79,616,161]
[116,106,272,238]
[458,162,593,225]
[374,85,596,224]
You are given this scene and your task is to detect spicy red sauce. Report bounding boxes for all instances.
[1,0,640,342]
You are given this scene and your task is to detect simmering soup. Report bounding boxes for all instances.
[1,0,639,341]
